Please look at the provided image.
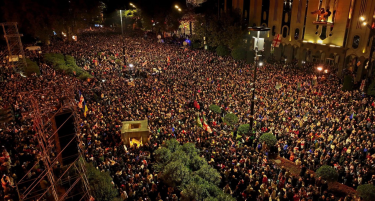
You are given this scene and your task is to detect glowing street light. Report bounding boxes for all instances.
[259,62,263,67]
[360,16,365,21]
[324,69,328,74]
[178,8,181,11]
[317,66,323,71]
[363,22,367,26]
[175,5,179,8]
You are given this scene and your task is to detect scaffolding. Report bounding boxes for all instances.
[16,83,92,201]
[0,22,27,73]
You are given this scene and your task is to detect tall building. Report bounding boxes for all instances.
[230,0,375,81]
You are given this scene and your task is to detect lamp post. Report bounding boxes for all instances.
[317,66,323,81]
[248,26,270,131]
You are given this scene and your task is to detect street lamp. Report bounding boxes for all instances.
[248,26,270,131]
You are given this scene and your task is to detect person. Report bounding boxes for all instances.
[0,29,373,201]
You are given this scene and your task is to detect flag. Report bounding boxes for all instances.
[78,91,84,109]
[84,103,88,117]
[196,114,202,127]
[202,115,212,133]
[360,79,365,91]
[349,112,354,120]
[93,123,98,130]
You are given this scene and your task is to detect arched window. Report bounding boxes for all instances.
[294,28,300,40]
[272,26,276,36]
[352,35,360,49]
[282,27,288,38]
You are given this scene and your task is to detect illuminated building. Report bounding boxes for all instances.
[228,0,375,80]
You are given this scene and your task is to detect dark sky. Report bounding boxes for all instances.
[103,0,187,16]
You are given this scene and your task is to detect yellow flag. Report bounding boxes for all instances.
[84,105,88,117]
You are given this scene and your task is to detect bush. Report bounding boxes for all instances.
[209,105,222,114]
[357,184,375,201]
[259,133,277,147]
[342,75,353,91]
[223,113,238,127]
[316,165,339,182]
[237,124,250,135]
[216,45,229,56]
[231,47,246,61]
[25,58,40,76]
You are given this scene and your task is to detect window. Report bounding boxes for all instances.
[282,27,288,38]
[294,28,300,40]
[352,35,360,49]
[272,26,276,36]
[130,123,141,129]
[284,13,289,23]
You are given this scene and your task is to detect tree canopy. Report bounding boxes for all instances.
[85,162,119,201]
[154,139,234,201]
[192,11,245,50]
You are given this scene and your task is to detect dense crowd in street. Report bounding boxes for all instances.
[0,29,375,201]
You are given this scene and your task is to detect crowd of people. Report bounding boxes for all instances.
[0,29,374,201]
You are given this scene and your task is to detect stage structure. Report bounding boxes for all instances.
[0,22,27,73]
[16,83,92,201]
[121,119,150,146]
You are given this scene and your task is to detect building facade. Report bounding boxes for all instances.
[228,0,375,81]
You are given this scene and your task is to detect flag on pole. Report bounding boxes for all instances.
[196,113,202,127]
[78,90,84,108]
[349,112,355,120]
[272,34,282,47]
[84,103,88,117]
[202,115,212,133]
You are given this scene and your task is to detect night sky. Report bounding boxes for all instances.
[103,0,188,16]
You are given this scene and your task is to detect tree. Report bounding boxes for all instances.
[165,138,180,152]
[224,113,238,127]
[357,184,375,201]
[195,164,221,185]
[85,162,119,201]
[316,165,339,182]
[216,45,230,56]
[237,124,250,135]
[231,47,247,61]
[25,58,41,76]
[192,11,244,50]
[154,147,172,170]
[44,53,92,80]
[342,75,353,91]
[259,133,277,147]
[154,139,233,200]
[367,80,375,96]
[209,105,222,114]
[160,160,191,188]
